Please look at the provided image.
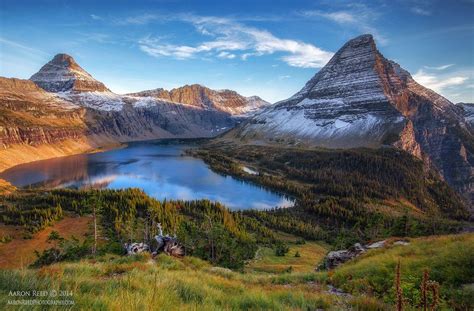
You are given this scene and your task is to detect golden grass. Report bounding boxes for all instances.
[0,215,92,269]
[0,179,15,195]
[331,233,474,308]
[246,241,327,273]
[0,254,343,310]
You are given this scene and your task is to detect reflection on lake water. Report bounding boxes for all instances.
[0,141,293,210]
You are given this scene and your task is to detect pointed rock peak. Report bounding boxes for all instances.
[30,53,110,93]
[346,34,375,45]
[334,34,378,58]
[51,53,76,64]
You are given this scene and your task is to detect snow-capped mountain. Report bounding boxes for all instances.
[30,54,110,93]
[232,34,473,205]
[458,103,474,127]
[25,54,241,140]
[128,84,270,116]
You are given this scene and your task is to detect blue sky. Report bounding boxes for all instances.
[0,0,473,103]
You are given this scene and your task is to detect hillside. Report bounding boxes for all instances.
[228,34,474,207]
[190,143,470,244]
[0,78,114,171]
[331,233,474,309]
[0,197,471,310]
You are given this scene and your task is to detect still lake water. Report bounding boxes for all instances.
[0,141,293,210]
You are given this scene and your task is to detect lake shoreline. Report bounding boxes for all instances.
[0,139,292,210]
[0,137,217,175]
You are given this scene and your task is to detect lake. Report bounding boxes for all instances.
[0,140,293,210]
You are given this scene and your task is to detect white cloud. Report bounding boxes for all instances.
[424,64,454,70]
[413,69,468,93]
[138,15,333,68]
[0,37,48,57]
[217,51,236,59]
[302,6,388,45]
[90,14,102,20]
[122,13,159,25]
[304,11,356,24]
[411,7,431,16]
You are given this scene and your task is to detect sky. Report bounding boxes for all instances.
[0,0,473,103]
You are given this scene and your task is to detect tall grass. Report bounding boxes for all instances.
[0,253,339,310]
[331,233,474,309]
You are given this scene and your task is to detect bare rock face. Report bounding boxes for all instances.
[128,84,270,115]
[26,54,240,142]
[233,34,473,206]
[30,54,110,93]
[236,35,406,148]
[0,77,86,147]
[458,103,474,128]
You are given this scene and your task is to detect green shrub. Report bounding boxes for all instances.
[274,242,289,256]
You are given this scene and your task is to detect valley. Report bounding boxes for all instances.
[0,30,473,310]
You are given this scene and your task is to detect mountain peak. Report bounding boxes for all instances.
[233,34,472,205]
[347,34,374,44]
[51,53,76,64]
[30,53,110,93]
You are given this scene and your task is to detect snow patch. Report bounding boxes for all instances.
[58,91,124,111]
[242,166,258,175]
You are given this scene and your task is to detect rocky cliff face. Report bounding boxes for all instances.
[0,54,256,172]
[0,77,87,147]
[128,84,270,115]
[233,34,473,206]
[24,54,242,141]
[458,103,474,128]
[30,54,110,93]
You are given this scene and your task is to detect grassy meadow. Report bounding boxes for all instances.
[1,232,473,310]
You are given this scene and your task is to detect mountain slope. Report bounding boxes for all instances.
[0,54,254,172]
[0,77,111,171]
[128,84,270,115]
[30,54,110,93]
[230,34,473,206]
[458,102,474,127]
[28,54,241,139]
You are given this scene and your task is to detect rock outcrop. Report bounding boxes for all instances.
[321,239,409,269]
[232,34,473,206]
[0,77,87,147]
[128,84,270,115]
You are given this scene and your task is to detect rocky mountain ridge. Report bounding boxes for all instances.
[458,102,474,127]
[0,77,86,147]
[128,84,270,115]
[0,54,268,171]
[231,34,473,206]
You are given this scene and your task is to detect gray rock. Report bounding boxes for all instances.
[366,240,386,249]
[231,34,474,208]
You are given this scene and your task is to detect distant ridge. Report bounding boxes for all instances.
[127,84,270,115]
